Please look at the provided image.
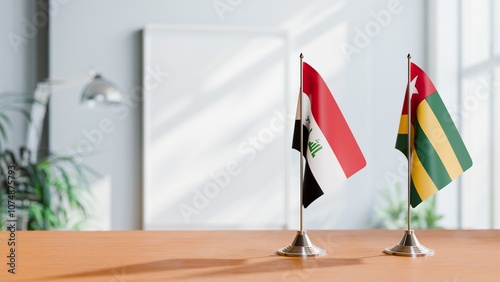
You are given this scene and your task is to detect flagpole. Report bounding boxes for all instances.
[383,53,434,257]
[299,53,304,232]
[406,53,412,232]
[277,53,325,257]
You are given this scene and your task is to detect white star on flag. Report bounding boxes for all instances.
[409,75,419,96]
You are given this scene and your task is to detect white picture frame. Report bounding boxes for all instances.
[142,24,291,230]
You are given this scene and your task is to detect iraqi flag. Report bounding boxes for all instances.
[292,62,366,208]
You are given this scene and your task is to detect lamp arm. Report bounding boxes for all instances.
[25,82,51,162]
[25,68,120,160]
[25,68,96,161]
[43,68,97,90]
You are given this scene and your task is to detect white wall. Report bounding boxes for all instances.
[0,0,37,150]
[49,0,426,230]
[428,0,499,229]
[427,0,461,229]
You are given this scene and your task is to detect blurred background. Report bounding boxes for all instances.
[0,0,498,230]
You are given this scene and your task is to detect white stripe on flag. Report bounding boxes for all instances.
[302,93,347,193]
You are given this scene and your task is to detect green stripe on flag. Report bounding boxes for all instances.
[425,93,473,171]
[410,178,423,208]
[395,133,408,156]
[413,118,452,189]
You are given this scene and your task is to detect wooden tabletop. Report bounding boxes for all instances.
[0,229,499,281]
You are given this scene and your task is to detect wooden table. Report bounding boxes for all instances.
[0,230,499,281]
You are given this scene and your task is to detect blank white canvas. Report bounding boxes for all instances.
[142,25,290,229]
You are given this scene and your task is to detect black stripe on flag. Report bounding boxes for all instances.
[292,120,324,208]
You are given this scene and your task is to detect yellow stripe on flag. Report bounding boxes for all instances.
[398,114,414,149]
[417,100,464,180]
[398,115,408,134]
[411,149,439,201]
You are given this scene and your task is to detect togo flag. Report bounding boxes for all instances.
[396,62,473,208]
[293,62,366,208]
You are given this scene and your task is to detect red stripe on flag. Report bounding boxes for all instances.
[401,63,438,118]
[411,63,437,98]
[302,62,366,177]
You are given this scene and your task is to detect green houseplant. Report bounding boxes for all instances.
[0,92,93,230]
[0,148,92,230]
[373,182,444,229]
[0,92,34,147]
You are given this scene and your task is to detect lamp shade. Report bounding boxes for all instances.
[81,74,122,105]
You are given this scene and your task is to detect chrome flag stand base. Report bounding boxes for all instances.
[277,230,326,257]
[384,230,434,257]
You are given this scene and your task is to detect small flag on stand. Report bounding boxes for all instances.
[395,62,473,208]
[384,56,473,257]
[278,55,365,257]
[293,62,366,208]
